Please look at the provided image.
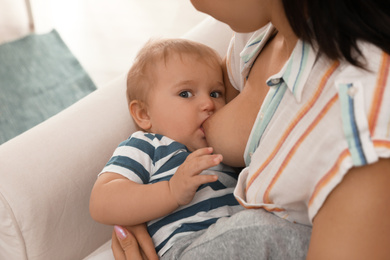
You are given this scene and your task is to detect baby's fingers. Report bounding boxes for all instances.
[188,147,214,158]
[189,153,223,175]
[194,173,218,187]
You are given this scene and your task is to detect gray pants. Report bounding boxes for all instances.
[162,209,311,260]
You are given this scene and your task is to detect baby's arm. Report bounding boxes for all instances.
[89,147,221,226]
[90,172,180,226]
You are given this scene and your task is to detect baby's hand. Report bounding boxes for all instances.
[168,147,221,206]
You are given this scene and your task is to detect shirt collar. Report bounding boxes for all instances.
[240,25,317,103]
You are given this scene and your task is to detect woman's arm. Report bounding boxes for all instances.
[307,158,390,259]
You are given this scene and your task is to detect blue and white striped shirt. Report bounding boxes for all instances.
[101,131,243,256]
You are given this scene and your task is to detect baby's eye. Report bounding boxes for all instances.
[179,91,193,98]
[210,91,222,98]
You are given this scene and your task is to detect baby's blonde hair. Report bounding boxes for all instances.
[126,38,222,104]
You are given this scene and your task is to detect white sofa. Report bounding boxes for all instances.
[0,17,232,260]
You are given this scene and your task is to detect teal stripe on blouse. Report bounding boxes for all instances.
[283,41,311,98]
[245,83,288,166]
[337,83,367,166]
[241,31,267,64]
[292,42,310,94]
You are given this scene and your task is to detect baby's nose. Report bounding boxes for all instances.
[201,96,216,114]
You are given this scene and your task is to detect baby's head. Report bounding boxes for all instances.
[126,38,222,105]
[126,38,225,151]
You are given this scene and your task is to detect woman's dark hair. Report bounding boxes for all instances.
[282,0,390,67]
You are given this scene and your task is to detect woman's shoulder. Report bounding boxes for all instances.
[336,42,389,80]
[330,41,389,165]
[332,42,389,107]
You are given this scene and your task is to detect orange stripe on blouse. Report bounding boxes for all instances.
[245,60,340,192]
[373,139,390,148]
[368,52,390,135]
[263,94,339,204]
[309,140,390,207]
[308,149,351,207]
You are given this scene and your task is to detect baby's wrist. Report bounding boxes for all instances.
[166,180,180,208]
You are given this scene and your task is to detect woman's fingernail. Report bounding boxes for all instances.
[114,225,127,240]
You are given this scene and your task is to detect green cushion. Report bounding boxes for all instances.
[0,30,96,144]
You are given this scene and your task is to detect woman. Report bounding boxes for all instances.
[113,0,390,258]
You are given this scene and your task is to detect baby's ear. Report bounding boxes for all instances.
[129,100,152,130]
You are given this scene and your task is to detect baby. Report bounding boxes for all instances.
[89,38,242,257]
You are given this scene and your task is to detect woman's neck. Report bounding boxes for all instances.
[269,0,299,57]
[272,29,298,61]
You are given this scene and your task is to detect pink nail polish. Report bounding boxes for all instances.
[114,225,127,240]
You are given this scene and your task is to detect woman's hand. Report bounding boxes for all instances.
[169,147,220,206]
[112,224,158,260]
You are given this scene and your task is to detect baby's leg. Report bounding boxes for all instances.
[162,209,311,260]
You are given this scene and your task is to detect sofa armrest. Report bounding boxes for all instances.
[0,16,232,260]
[0,74,135,260]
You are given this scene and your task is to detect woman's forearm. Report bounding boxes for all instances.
[90,172,178,226]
